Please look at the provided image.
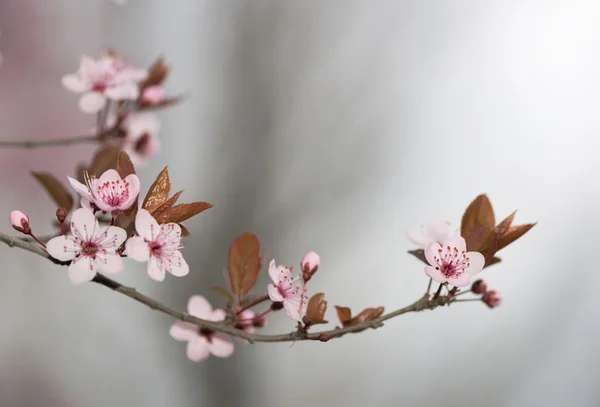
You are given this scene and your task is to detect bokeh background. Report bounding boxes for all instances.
[0,1,599,406]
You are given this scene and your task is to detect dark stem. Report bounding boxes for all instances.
[433,283,444,300]
[236,294,270,315]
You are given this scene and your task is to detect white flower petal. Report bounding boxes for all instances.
[146,256,165,282]
[169,321,197,341]
[186,338,210,362]
[135,209,159,240]
[125,236,150,262]
[425,266,447,284]
[187,295,213,319]
[167,251,189,277]
[68,256,98,285]
[61,74,88,93]
[46,235,78,262]
[70,208,99,241]
[79,92,106,114]
[105,83,139,100]
[208,335,234,358]
[267,284,284,302]
[98,253,124,275]
[465,252,485,276]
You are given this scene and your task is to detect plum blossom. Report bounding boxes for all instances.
[62,54,146,113]
[142,85,165,105]
[46,208,126,284]
[424,235,485,287]
[267,259,307,321]
[68,169,140,214]
[301,251,320,281]
[125,209,189,282]
[121,112,161,167]
[406,219,451,248]
[9,210,30,233]
[169,295,234,362]
[482,289,503,308]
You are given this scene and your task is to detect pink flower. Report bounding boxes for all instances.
[62,54,146,113]
[9,210,30,233]
[301,251,320,281]
[406,219,451,248]
[169,295,234,362]
[121,112,161,167]
[46,208,126,284]
[142,85,165,105]
[125,209,189,281]
[68,169,140,214]
[424,235,485,287]
[482,289,503,308]
[267,259,307,321]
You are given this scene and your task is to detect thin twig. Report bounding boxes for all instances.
[0,129,116,149]
[0,232,450,344]
[236,294,270,315]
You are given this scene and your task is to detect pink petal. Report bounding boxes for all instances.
[79,92,106,114]
[448,273,472,288]
[68,256,98,285]
[102,225,127,248]
[67,176,93,201]
[81,198,93,211]
[147,256,166,282]
[70,208,99,241]
[208,335,234,358]
[187,295,213,319]
[465,252,485,276]
[62,74,87,93]
[119,174,141,210]
[283,300,302,322]
[186,338,210,362]
[167,251,189,277]
[267,284,284,302]
[210,309,227,323]
[268,259,280,284]
[105,83,139,100]
[142,86,165,104]
[442,234,467,253]
[135,209,158,240]
[424,242,442,267]
[125,236,150,262]
[169,321,197,341]
[425,220,450,244]
[405,227,431,247]
[97,253,124,274]
[124,112,161,137]
[97,169,122,184]
[424,266,448,284]
[46,235,78,262]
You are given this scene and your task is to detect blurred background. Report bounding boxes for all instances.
[0,0,599,406]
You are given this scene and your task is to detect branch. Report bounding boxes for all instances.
[0,129,116,149]
[0,232,449,343]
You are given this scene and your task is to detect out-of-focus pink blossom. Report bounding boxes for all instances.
[68,169,140,214]
[121,112,161,167]
[169,295,234,362]
[482,289,503,308]
[424,235,485,287]
[301,251,320,281]
[142,85,165,105]
[46,208,126,285]
[471,279,488,295]
[62,54,146,113]
[405,220,451,248]
[267,259,307,321]
[125,209,189,282]
[9,210,30,233]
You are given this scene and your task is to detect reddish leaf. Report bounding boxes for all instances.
[152,190,184,219]
[461,194,495,239]
[142,57,169,88]
[117,151,136,178]
[335,306,352,326]
[485,256,502,268]
[212,287,234,306]
[142,166,170,212]
[306,293,328,325]
[155,202,213,224]
[89,146,120,176]
[464,226,499,265]
[407,249,428,265]
[179,224,190,237]
[228,232,262,301]
[349,307,385,326]
[495,210,516,236]
[31,172,74,212]
[497,223,536,251]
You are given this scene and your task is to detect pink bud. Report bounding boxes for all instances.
[301,251,320,282]
[471,279,488,295]
[142,85,165,105]
[56,208,68,224]
[302,315,312,327]
[482,289,503,308]
[9,210,30,234]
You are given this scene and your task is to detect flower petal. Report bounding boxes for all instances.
[425,220,450,244]
[425,266,448,284]
[405,227,431,248]
[103,225,127,248]
[187,295,213,319]
[167,251,189,277]
[68,256,98,285]
[268,259,280,284]
[424,242,442,267]
[78,92,106,114]
[169,321,197,341]
[62,74,88,93]
[283,300,302,322]
[97,169,121,184]
[135,209,158,240]
[105,82,139,100]
[442,234,467,253]
[448,273,472,288]
[46,235,78,261]
[465,251,485,276]
[208,335,234,358]
[67,176,93,201]
[97,253,124,274]
[267,284,284,302]
[119,174,141,210]
[186,338,210,362]
[125,236,150,262]
[210,309,227,322]
[70,208,99,241]
[147,256,165,282]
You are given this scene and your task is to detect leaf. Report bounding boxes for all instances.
[179,224,190,237]
[407,249,428,265]
[89,146,120,176]
[461,194,495,239]
[117,151,136,178]
[495,210,516,236]
[155,202,213,224]
[485,256,502,268]
[464,226,499,265]
[497,223,536,251]
[227,232,262,301]
[306,293,328,325]
[349,307,385,326]
[335,306,352,326]
[212,287,234,306]
[142,166,170,212]
[142,57,169,88]
[152,190,184,219]
[31,172,74,212]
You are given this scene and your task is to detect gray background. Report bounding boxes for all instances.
[0,1,598,406]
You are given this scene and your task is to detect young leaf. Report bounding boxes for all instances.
[306,293,328,325]
[486,256,502,268]
[212,287,234,306]
[89,146,120,176]
[142,166,170,212]
[497,223,536,251]
[495,210,516,236]
[141,57,169,88]
[117,151,136,178]
[31,172,74,212]
[152,190,184,219]
[464,226,498,265]
[335,306,352,326]
[156,202,213,224]
[228,232,262,301]
[407,249,428,265]
[350,307,385,326]
[179,224,190,237]
[461,194,495,238]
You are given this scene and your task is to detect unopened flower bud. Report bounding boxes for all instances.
[471,279,488,295]
[56,208,68,224]
[301,251,320,282]
[302,315,312,327]
[9,210,31,234]
[252,315,267,328]
[318,333,330,342]
[142,85,165,105]
[482,289,503,308]
[270,301,284,311]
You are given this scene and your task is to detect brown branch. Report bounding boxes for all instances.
[0,129,117,149]
[0,232,449,343]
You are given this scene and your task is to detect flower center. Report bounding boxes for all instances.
[81,241,98,257]
[199,327,214,343]
[434,246,471,278]
[150,242,163,257]
[94,180,130,207]
[135,133,152,155]
[92,83,107,92]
